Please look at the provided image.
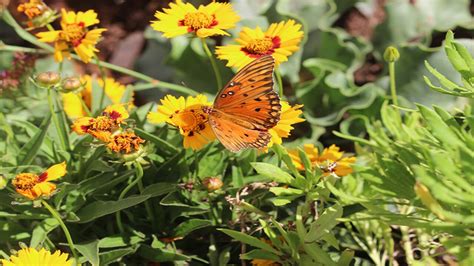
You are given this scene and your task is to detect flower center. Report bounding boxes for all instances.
[12,173,39,190]
[62,22,86,46]
[91,116,116,132]
[107,132,144,154]
[244,37,274,55]
[183,12,213,30]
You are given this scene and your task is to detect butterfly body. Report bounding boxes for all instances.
[205,55,281,152]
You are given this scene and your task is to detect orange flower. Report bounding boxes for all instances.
[107,131,145,154]
[12,162,67,200]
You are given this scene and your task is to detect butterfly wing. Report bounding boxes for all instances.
[208,109,271,152]
[214,55,281,130]
[209,55,281,152]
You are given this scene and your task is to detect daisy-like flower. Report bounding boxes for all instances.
[216,20,304,69]
[267,101,304,148]
[147,94,216,150]
[62,75,130,119]
[150,0,239,38]
[17,0,56,28]
[12,162,66,200]
[288,144,356,177]
[36,9,106,63]
[71,104,129,142]
[1,247,72,266]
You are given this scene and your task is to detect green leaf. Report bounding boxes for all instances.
[302,242,335,265]
[218,229,281,255]
[137,245,190,262]
[141,182,177,198]
[269,187,303,196]
[99,247,137,265]
[75,195,151,223]
[98,235,144,248]
[251,162,295,184]
[304,204,343,242]
[174,219,212,237]
[76,240,99,266]
[17,114,51,165]
[135,128,178,155]
[240,249,281,261]
[29,218,59,248]
[337,249,354,266]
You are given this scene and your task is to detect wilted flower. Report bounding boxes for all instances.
[0,52,36,93]
[147,94,216,150]
[71,104,129,142]
[151,0,239,38]
[17,0,56,28]
[12,162,66,200]
[1,247,72,266]
[216,20,303,69]
[107,131,145,154]
[36,9,106,63]
[288,144,355,177]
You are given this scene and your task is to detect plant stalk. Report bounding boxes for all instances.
[47,89,70,151]
[41,200,79,263]
[201,38,223,91]
[388,61,399,106]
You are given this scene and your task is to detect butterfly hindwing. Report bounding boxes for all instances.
[208,110,271,152]
[213,55,281,130]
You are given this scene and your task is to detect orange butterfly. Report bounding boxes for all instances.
[203,55,281,152]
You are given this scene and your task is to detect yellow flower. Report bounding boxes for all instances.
[216,20,304,69]
[12,162,67,200]
[288,144,356,177]
[62,75,130,120]
[147,94,216,150]
[1,247,72,266]
[36,9,106,63]
[268,101,304,148]
[71,104,129,142]
[107,131,145,154]
[150,0,239,38]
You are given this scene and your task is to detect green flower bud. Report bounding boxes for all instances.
[384,46,400,63]
[36,71,61,87]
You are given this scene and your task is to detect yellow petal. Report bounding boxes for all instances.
[103,104,130,123]
[62,93,85,119]
[41,162,67,181]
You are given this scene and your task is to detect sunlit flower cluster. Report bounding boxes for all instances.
[37,9,106,63]
[17,0,57,28]
[289,144,356,177]
[12,162,66,200]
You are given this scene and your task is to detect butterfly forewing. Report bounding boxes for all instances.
[209,55,281,152]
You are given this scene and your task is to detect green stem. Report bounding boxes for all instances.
[115,162,145,233]
[400,226,414,264]
[135,164,156,231]
[41,200,78,263]
[95,56,108,111]
[1,10,197,96]
[47,89,70,151]
[275,68,284,98]
[388,61,399,106]
[201,38,222,90]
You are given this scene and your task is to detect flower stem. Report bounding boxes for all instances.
[201,38,222,90]
[135,163,156,231]
[94,56,108,111]
[1,10,197,96]
[275,69,284,97]
[47,89,70,151]
[41,200,79,263]
[388,61,399,107]
[115,162,145,233]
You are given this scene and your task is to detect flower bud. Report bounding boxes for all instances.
[202,177,223,191]
[61,77,82,92]
[383,46,400,63]
[36,71,60,87]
